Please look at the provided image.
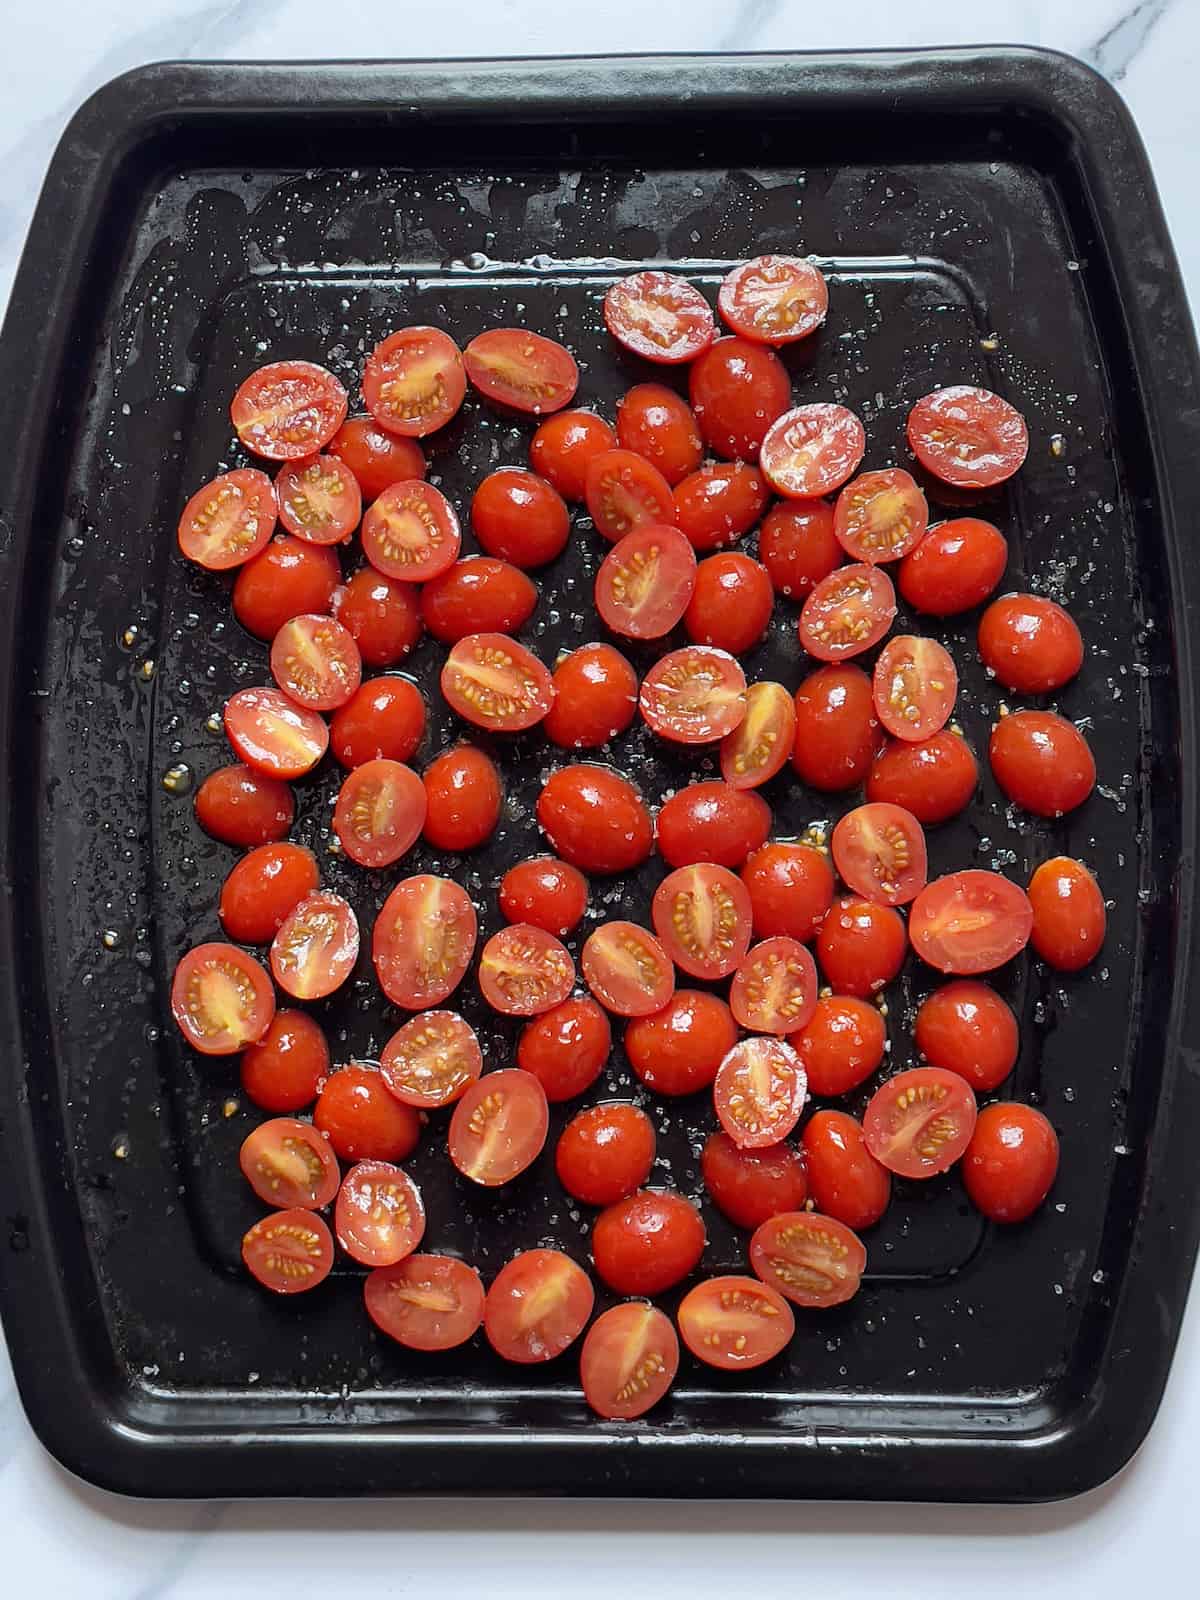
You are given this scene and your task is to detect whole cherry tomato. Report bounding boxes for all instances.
[543,643,639,748]
[685,552,774,654]
[537,764,653,874]
[791,663,883,791]
[656,780,771,869]
[422,745,503,852]
[962,1103,1059,1222]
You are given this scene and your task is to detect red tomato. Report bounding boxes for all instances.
[530,409,616,500]
[729,937,818,1035]
[499,857,588,937]
[962,1103,1059,1222]
[373,875,477,1008]
[816,896,907,997]
[231,360,347,460]
[914,979,1018,1092]
[441,632,554,733]
[478,924,575,1017]
[603,271,715,364]
[791,663,883,791]
[685,552,773,652]
[536,764,652,873]
[989,710,1096,817]
[799,563,896,661]
[335,1160,425,1268]
[420,558,537,643]
[556,1103,656,1206]
[224,687,328,779]
[864,1066,977,1179]
[448,1069,549,1186]
[361,480,460,582]
[580,1302,680,1421]
[673,464,769,553]
[171,942,274,1055]
[640,645,747,744]
[616,383,703,485]
[330,676,426,769]
[1028,856,1106,971]
[333,758,426,868]
[866,732,978,824]
[234,535,340,640]
[517,996,611,1102]
[749,1212,866,1308]
[624,990,737,1096]
[595,525,697,641]
[362,326,466,437]
[909,870,1033,975]
[701,1133,807,1230]
[760,404,866,498]
[328,415,426,501]
[275,454,362,545]
[719,255,828,344]
[907,386,1028,488]
[677,1275,795,1367]
[592,1190,705,1295]
[219,842,319,944]
[714,1036,807,1148]
[689,337,790,461]
[897,517,1007,615]
[195,763,294,847]
[741,841,834,942]
[241,1010,330,1114]
[791,995,886,1098]
[178,468,276,569]
[831,801,928,907]
[758,498,842,598]
[239,1117,339,1210]
[585,448,675,542]
[381,1010,483,1109]
[484,1249,594,1363]
[652,863,753,980]
[365,1255,485,1352]
[582,922,674,1017]
[833,468,928,564]
[978,593,1084,693]
[332,569,423,667]
[471,468,570,567]
[314,1064,421,1163]
[270,613,362,712]
[657,780,770,869]
[543,642,639,747]
[801,1112,890,1231]
[720,681,795,789]
[270,891,360,1000]
[242,1208,333,1295]
[464,328,578,414]
[421,745,502,852]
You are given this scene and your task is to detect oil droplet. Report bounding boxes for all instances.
[101,928,120,950]
[162,763,193,795]
[119,624,143,651]
[138,658,157,682]
[112,1134,130,1160]
[222,1098,240,1119]
[979,334,999,352]
[204,712,222,734]
[1049,433,1066,459]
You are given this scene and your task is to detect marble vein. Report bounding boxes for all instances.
[1087,0,1175,79]
[125,1502,228,1600]
[716,0,785,49]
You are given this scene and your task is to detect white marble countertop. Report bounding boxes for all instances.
[1,2,1198,1594]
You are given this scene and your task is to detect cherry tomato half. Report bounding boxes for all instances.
[749,1212,866,1308]
[543,643,639,748]
[328,415,426,501]
[897,517,1007,616]
[720,681,796,790]
[530,409,617,501]
[799,563,896,662]
[701,1133,808,1231]
[556,1102,656,1207]
[686,552,774,653]
[657,780,771,870]
[242,1208,333,1295]
[241,1010,330,1114]
[603,271,716,364]
[801,1112,891,1231]
[791,663,883,791]
[863,1067,977,1178]
[833,468,928,564]
[962,1103,1059,1222]
[484,1249,594,1363]
[909,870,1033,975]
[332,569,423,667]
[537,764,653,874]
[441,632,554,733]
[194,763,293,847]
[361,480,461,582]
[616,383,703,484]
[831,801,928,907]
[333,758,426,868]
[171,942,275,1055]
[231,360,347,460]
[219,842,319,945]
[580,1303,680,1421]
[907,385,1028,489]
[1028,856,1106,971]
[421,744,502,852]
[365,1255,485,1352]
[270,891,360,1000]
[592,1190,706,1295]
[791,995,886,1097]
[362,326,466,438]
[729,937,818,1035]
[913,979,1018,1092]
[719,254,828,345]
[652,863,753,981]
[673,463,769,553]
[478,924,575,1017]
[866,732,978,824]
[270,613,362,712]
[582,922,674,1017]
[714,1037,808,1149]
[472,468,570,568]
[741,841,834,942]
[760,404,866,499]
[585,448,676,542]
[677,1275,795,1367]
[499,857,588,938]
[335,1160,425,1268]
[595,524,697,640]
[420,558,538,644]
[978,593,1084,694]
[178,468,276,569]
[640,645,747,744]
[373,874,478,1009]
[381,1010,483,1109]
[239,1116,339,1210]
[448,1069,549,1186]
[275,454,362,545]
[816,896,907,997]
[689,337,790,461]
[464,328,578,414]
[330,676,426,769]
[989,710,1096,817]
[759,498,842,598]
[234,534,340,641]
[624,990,737,1097]
[517,997,611,1102]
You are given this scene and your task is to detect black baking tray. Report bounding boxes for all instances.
[0,48,1198,1503]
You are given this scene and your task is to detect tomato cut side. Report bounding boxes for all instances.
[651,863,753,981]
[677,1276,795,1369]
[831,802,928,907]
[333,758,426,868]
[582,921,675,1017]
[585,449,676,542]
[478,924,576,1017]
[595,524,697,640]
[231,360,348,460]
[907,385,1029,489]
[224,686,329,779]
[365,1255,485,1351]
[381,1010,483,1109]
[714,1037,808,1149]
[270,613,362,712]
[373,874,478,1009]
[178,468,276,569]
[464,328,579,414]
[239,1117,340,1210]
[275,454,362,544]
[729,937,818,1035]
[872,635,957,742]
[833,468,928,564]
[361,326,466,438]
[640,645,747,744]
[863,1066,977,1178]
[799,563,897,662]
[361,479,461,581]
[718,255,828,345]
[484,1249,595,1364]
[720,681,796,790]
[270,890,360,1000]
[749,1212,866,1308]
[760,404,866,498]
[171,942,275,1055]
[581,1302,680,1420]
[603,271,716,364]
[909,870,1033,975]
[335,1160,426,1268]
[447,1069,549,1186]
[242,1208,334,1295]
[441,632,554,733]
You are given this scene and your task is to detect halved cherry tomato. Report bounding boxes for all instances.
[543,643,639,748]
[270,613,362,712]
[863,1066,977,1178]
[833,468,927,564]
[242,1208,334,1295]
[625,990,737,1097]
[759,498,842,598]
[616,383,704,485]
[640,645,747,744]
[231,360,347,460]
[270,890,360,1000]
[673,463,769,552]
[585,449,676,542]
[373,874,477,1009]
[689,337,791,461]
[866,732,978,824]
[471,468,570,567]
[241,1010,330,1114]
[362,326,466,438]
[478,924,575,1017]
[333,758,426,867]
[582,922,674,1017]
[720,681,795,790]
[234,535,341,640]
[530,409,617,500]
[799,563,896,661]
[978,593,1084,693]
[313,1072,417,1172]
[464,328,578,414]
[536,764,653,874]
[652,863,753,981]
[275,454,362,545]
[962,1103,1059,1222]
[657,780,771,869]
[328,415,426,501]
[595,525,696,641]
[914,979,1018,1092]
[517,996,611,1102]
[381,1010,483,1109]
[225,687,329,779]
[171,942,275,1055]
[791,995,886,1097]
[335,1160,425,1268]
[989,710,1096,817]
[420,558,537,643]
[361,480,461,582]
[448,1069,549,1186]
[741,841,835,942]
[1028,856,1106,971]
[801,1113,890,1231]
[556,1103,656,1206]
[422,745,502,852]
[441,632,554,733]
[677,1275,794,1367]
[791,663,883,791]
[500,857,588,937]
[816,896,907,997]
[719,255,828,345]
[219,842,319,944]
[714,1036,807,1149]
[332,569,423,666]
[195,763,294,846]
[603,271,715,364]
[686,552,773,652]
[897,517,1007,615]
[909,870,1033,975]
[907,386,1028,489]
[592,1190,705,1295]
[831,801,928,907]
[239,1116,339,1210]
[581,1302,680,1421]
[484,1249,594,1363]
[701,1133,808,1230]
[729,937,818,1035]
[749,1212,866,1308]
[330,676,426,769]
[365,1255,485,1351]
[178,468,276,569]
[761,404,866,498]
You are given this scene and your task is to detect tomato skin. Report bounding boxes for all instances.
[219,842,320,944]
[517,996,611,1102]
[729,937,818,1035]
[585,448,676,542]
[1028,856,1106,971]
[640,646,747,744]
[171,943,275,1055]
[833,469,928,564]
[178,468,277,570]
[624,990,738,1097]
[365,1255,485,1352]
[362,326,466,437]
[989,711,1096,817]
[714,1037,808,1148]
[195,763,294,847]
[335,1160,426,1268]
[749,1212,866,1309]
[831,802,928,908]
[582,922,674,1018]
[239,1117,340,1210]
[801,1112,891,1231]
[719,255,828,345]
[657,780,771,869]
[863,1066,978,1179]
[420,558,537,643]
[677,1275,795,1368]
[672,463,769,552]
[333,759,426,869]
[241,1010,330,1114]
[799,562,897,662]
[543,643,639,747]
[978,593,1084,694]
[816,896,907,998]
[270,613,362,712]
[314,1065,420,1163]
[761,404,866,499]
[909,871,1033,976]
[741,841,835,943]
[866,732,978,825]
[791,663,883,792]
[556,1103,656,1206]
[580,1302,680,1421]
[913,979,1018,1092]
[791,995,886,1097]
[231,360,347,460]
[907,385,1029,489]
[421,745,502,852]
[530,409,617,501]
[603,271,715,365]
[592,1190,706,1295]
[962,1103,1059,1223]
[471,468,570,568]
[685,553,773,653]
[720,681,796,790]
[330,676,426,769]
[234,535,341,641]
[536,764,653,874]
[328,415,426,501]
[464,328,578,414]
[689,337,791,461]
[484,1250,594,1364]
[652,864,753,981]
[759,499,842,598]
[872,635,957,743]
[373,874,478,1010]
[499,857,588,937]
[701,1133,808,1230]
[441,632,554,734]
[594,527,697,642]
[362,480,461,583]
[448,1069,549,1186]
[242,1208,334,1295]
[380,1010,482,1109]
[897,518,1007,616]
[225,687,329,780]
[478,923,575,1017]
[332,569,423,667]
[275,454,362,545]
[616,383,704,485]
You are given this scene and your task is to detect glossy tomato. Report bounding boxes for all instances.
[689,337,790,461]
[749,1212,866,1308]
[673,463,769,552]
[231,360,347,460]
[977,593,1084,693]
[585,448,675,541]
[714,1036,808,1149]
[624,990,738,1097]
[365,1255,485,1352]
[863,1067,977,1178]
[816,896,907,997]
[463,328,578,414]
[581,922,674,1017]
[866,732,978,824]
[907,385,1028,489]
[594,524,697,640]
[909,870,1033,975]
[241,1010,330,1114]
[651,863,753,980]
[194,763,294,847]
[330,676,426,769]
[741,840,835,942]
[471,468,570,567]
[791,663,883,791]
[270,891,360,1000]
[831,802,928,907]
[421,745,502,852]
[275,454,362,545]
[989,710,1096,817]
[685,552,773,653]
[897,517,1007,615]
[1028,856,1106,971]
[718,254,828,344]
[373,874,477,1009]
[178,468,276,569]
[219,842,319,945]
[729,937,818,1035]
[542,643,639,747]
[616,383,703,484]
[478,923,575,1017]
[420,558,538,643]
[335,1160,425,1268]
[499,857,588,937]
[758,498,842,598]
[381,1010,483,1109]
[677,1275,795,1367]
[332,568,423,666]
[701,1133,808,1230]
[801,1112,891,1231]
[603,271,715,364]
[441,632,554,733]
[328,415,426,500]
[592,1190,705,1295]
[361,326,466,437]
[536,764,653,874]
[962,1103,1059,1222]
[239,1117,339,1210]
[517,996,611,1102]
[555,1102,656,1206]
[799,563,896,661]
[760,404,866,498]
[657,780,771,869]
[580,1302,680,1421]
[833,468,928,563]
[529,409,617,501]
[333,758,426,868]
[720,681,795,790]
[171,942,275,1055]
[640,645,747,743]
[791,994,886,1097]
[447,1068,549,1186]
[234,535,340,641]
[913,979,1019,1092]
[484,1249,594,1363]
[361,480,460,582]
[242,1208,334,1295]
[270,613,362,712]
